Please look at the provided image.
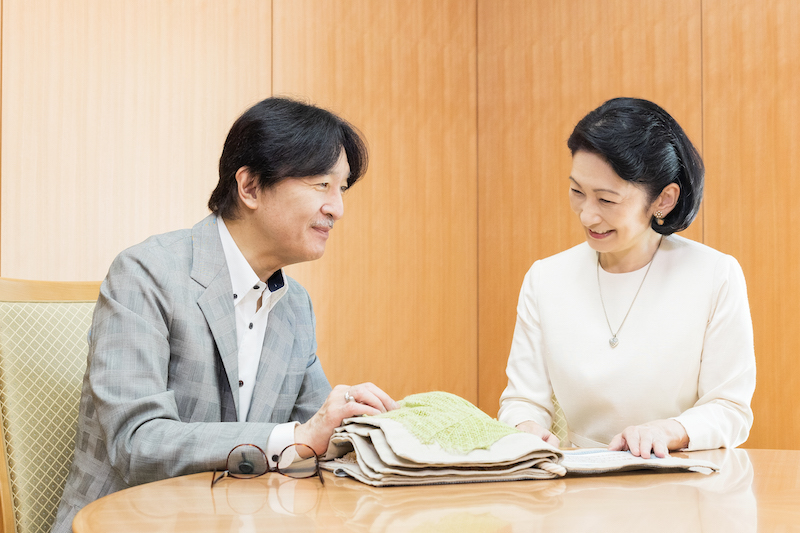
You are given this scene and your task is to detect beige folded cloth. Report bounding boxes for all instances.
[321,391,565,486]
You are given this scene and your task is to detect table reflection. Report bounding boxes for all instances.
[117,474,326,532]
[78,449,757,533]
[323,448,755,533]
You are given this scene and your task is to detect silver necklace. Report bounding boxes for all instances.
[596,237,662,348]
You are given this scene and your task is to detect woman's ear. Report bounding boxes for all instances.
[654,183,680,217]
[235,167,260,211]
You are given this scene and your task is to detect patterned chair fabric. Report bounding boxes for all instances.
[0,286,97,533]
[551,395,569,447]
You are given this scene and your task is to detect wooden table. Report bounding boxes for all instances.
[73,448,799,532]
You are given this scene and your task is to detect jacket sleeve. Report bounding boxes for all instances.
[88,246,323,486]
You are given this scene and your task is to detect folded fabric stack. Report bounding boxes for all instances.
[321,391,565,486]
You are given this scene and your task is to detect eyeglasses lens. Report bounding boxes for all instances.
[279,444,319,481]
[228,444,268,478]
[281,457,318,479]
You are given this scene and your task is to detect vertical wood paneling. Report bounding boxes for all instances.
[0,0,271,281]
[703,0,800,449]
[477,0,703,415]
[273,0,478,402]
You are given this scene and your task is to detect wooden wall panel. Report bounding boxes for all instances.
[477,0,703,414]
[703,0,800,449]
[0,0,271,281]
[274,0,478,402]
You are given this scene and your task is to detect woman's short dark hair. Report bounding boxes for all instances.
[567,97,704,235]
[209,97,369,219]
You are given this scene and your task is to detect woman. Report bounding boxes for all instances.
[498,98,756,458]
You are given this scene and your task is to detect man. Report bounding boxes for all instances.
[52,97,396,533]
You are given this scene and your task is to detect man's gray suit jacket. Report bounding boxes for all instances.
[52,215,332,533]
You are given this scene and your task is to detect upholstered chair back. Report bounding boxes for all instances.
[0,279,100,533]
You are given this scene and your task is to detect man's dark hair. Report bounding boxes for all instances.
[567,97,704,235]
[209,97,369,219]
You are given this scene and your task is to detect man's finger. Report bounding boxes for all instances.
[350,382,398,411]
[343,400,381,417]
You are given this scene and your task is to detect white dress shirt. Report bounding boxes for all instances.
[218,218,297,468]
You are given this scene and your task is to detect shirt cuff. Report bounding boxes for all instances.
[267,421,300,469]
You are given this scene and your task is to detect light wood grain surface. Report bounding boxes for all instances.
[72,449,799,532]
[0,0,272,281]
[0,277,100,301]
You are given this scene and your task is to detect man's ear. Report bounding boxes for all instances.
[235,167,260,211]
[653,182,680,217]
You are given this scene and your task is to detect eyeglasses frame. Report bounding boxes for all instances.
[211,443,325,488]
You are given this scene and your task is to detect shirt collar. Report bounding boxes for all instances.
[217,217,287,303]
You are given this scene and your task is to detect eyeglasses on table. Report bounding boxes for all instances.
[211,443,325,488]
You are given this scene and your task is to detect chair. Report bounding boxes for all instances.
[551,395,569,447]
[0,278,100,533]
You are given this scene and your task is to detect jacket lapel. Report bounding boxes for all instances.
[190,215,241,419]
[247,297,296,422]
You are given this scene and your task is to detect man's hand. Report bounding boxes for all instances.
[608,419,689,458]
[294,383,398,455]
[515,420,561,447]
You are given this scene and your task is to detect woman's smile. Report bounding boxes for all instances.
[588,228,614,239]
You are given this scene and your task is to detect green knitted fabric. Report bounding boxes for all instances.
[372,391,519,454]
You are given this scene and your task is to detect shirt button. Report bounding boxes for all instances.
[272,454,280,463]
[254,284,260,290]
[249,323,254,329]
[233,294,238,299]
[238,380,244,387]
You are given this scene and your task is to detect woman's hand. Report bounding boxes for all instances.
[516,420,561,447]
[608,419,689,458]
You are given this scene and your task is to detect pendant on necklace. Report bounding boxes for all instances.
[609,336,619,348]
